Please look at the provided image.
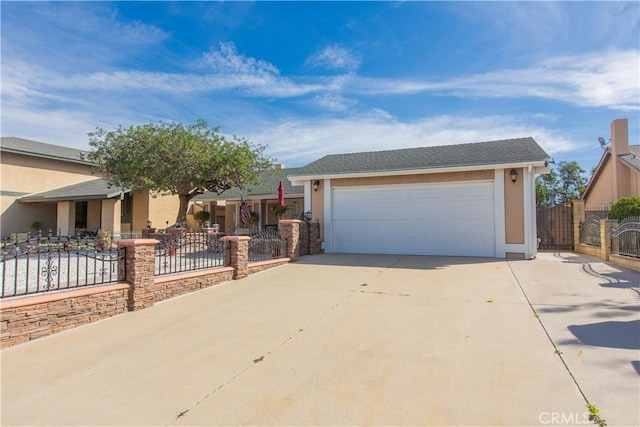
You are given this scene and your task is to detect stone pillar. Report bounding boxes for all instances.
[600,219,618,260]
[223,236,250,279]
[573,200,586,250]
[279,219,302,261]
[309,220,323,255]
[119,239,159,311]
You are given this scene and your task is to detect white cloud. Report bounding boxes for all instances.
[307,45,361,72]
[201,42,280,77]
[345,50,640,111]
[312,94,358,112]
[246,114,579,166]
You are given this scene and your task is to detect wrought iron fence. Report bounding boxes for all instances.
[248,231,287,262]
[611,217,640,258]
[154,232,226,276]
[579,215,602,247]
[1,235,124,298]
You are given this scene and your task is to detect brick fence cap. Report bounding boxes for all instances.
[221,235,251,241]
[279,219,303,224]
[118,239,160,247]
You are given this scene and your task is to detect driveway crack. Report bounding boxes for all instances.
[166,291,356,425]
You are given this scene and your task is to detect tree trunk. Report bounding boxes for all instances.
[176,194,191,225]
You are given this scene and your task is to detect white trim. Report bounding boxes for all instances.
[288,161,548,184]
[494,169,506,258]
[524,165,537,259]
[303,181,311,212]
[323,179,332,252]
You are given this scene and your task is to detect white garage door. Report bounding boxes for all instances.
[331,182,495,257]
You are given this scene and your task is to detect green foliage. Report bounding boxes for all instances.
[193,210,211,225]
[608,196,640,220]
[536,161,587,207]
[273,205,289,218]
[88,120,272,222]
[586,403,607,427]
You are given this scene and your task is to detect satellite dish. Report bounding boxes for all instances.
[598,136,608,149]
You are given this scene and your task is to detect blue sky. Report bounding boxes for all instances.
[2,1,639,172]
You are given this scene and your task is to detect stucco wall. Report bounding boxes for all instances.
[584,158,615,209]
[331,170,494,187]
[1,152,96,235]
[147,193,180,231]
[504,168,525,244]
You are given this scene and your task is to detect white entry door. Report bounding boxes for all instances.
[331,182,495,256]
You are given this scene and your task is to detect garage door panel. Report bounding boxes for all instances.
[332,182,495,256]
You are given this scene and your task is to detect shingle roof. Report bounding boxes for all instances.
[620,145,640,171]
[1,137,94,165]
[193,167,304,201]
[290,137,549,177]
[19,178,128,203]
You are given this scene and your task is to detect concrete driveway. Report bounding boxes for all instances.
[1,253,637,426]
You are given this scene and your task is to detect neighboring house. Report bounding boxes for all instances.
[193,165,304,234]
[0,137,179,237]
[582,118,639,210]
[288,138,550,259]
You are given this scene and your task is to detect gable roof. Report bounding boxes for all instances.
[193,167,304,201]
[19,178,129,203]
[288,137,549,178]
[1,137,94,166]
[582,145,640,200]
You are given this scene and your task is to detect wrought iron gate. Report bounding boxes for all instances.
[536,204,574,251]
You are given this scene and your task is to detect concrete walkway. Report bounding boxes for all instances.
[1,253,637,426]
[509,252,640,427]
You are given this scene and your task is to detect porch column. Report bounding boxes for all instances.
[56,201,74,236]
[101,199,121,234]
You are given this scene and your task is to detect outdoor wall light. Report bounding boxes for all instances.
[509,169,519,184]
[146,220,152,228]
[313,180,320,192]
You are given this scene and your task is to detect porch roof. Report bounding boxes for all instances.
[288,137,550,178]
[193,167,304,201]
[19,178,129,203]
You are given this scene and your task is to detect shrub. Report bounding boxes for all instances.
[193,210,211,226]
[609,196,640,220]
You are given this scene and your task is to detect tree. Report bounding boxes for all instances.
[609,196,640,220]
[88,120,272,223]
[536,161,587,207]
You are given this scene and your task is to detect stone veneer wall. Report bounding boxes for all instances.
[1,226,299,349]
[1,284,129,349]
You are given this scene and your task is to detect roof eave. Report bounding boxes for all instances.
[1,147,96,166]
[288,160,550,184]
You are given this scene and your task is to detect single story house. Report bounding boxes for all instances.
[582,118,638,211]
[193,165,304,234]
[0,137,178,237]
[287,137,551,259]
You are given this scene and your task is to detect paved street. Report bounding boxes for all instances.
[1,253,638,426]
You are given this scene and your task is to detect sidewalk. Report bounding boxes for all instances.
[508,252,640,427]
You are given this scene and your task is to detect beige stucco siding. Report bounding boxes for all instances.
[584,158,615,209]
[146,193,180,231]
[1,152,96,235]
[504,168,524,244]
[331,170,494,187]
